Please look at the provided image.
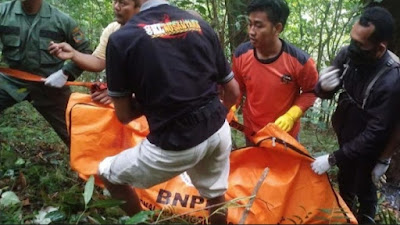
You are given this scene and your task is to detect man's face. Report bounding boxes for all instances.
[247,11,280,49]
[20,0,42,8]
[113,0,139,25]
[348,21,381,64]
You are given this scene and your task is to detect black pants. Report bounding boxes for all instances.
[0,85,71,148]
[337,157,377,224]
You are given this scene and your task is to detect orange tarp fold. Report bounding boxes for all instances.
[66,93,357,224]
[66,93,149,185]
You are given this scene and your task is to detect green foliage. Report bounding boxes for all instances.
[375,192,400,224]
[47,0,114,50]
[1,0,399,224]
[0,106,125,224]
[377,207,400,224]
[0,102,67,149]
[0,202,23,224]
[123,211,155,224]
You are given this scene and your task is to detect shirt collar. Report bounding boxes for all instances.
[140,0,169,12]
[13,1,51,18]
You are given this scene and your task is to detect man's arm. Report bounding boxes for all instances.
[232,54,246,108]
[378,51,400,160]
[112,95,143,124]
[293,58,319,110]
[314,47,348,99]
[220,73,240,110]
[333,71,400,162]
[61,18,92,80]
[379,122,400,160]
[275,58,318,132]
[49,42,105,72]
[49,22,120,73]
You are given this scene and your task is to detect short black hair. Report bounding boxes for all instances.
[359,6,394,44]
[247,0,290,31]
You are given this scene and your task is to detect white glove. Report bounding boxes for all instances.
[44,69,68,88]
[319,66,340,91]
[371,160,390,187]
[311,154,331,175]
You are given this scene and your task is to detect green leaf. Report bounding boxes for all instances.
[124,211,155,224]
[14,158,25,166]
[197,5,207,15]
[17,88,27,94]
[88,214,106,224]
[318,208,332,214]
[45,210,66,222]
[0,191,20,207]
[83,175,95,206]
[88,199,125,208]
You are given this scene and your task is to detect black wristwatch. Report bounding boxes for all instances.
[328,154,336,166]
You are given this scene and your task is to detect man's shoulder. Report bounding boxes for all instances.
[376,56,400,93]
[45,3,75,22]
[108,22,144,49]
[282,40,311,65]
[0,1,16,14]
[101,21,121,38]
[388,50,400,64]
[0,1,12,8]
[105,21,121,32]
[234,41,253,58]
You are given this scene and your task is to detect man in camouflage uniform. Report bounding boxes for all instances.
[0,0,91,147]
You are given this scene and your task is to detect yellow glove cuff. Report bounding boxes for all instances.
[286,105,303,121]
[274,105,303,132]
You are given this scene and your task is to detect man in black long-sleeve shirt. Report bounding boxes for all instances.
[310,6,400,224]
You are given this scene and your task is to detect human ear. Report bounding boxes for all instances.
[376,42,387,58]
[274,23,283,34]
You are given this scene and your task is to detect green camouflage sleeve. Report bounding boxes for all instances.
[62,17,92,80]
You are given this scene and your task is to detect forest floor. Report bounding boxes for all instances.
[0,101,399,224]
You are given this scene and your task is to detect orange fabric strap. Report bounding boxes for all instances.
[229,120,255,138]
[0,67,94,88]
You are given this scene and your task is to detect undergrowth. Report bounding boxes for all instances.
[0,102,399,224]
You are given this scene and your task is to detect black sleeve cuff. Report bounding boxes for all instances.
[333,150,347,165]
[62,69,74,81]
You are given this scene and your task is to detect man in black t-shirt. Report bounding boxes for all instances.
[97,0,239,224]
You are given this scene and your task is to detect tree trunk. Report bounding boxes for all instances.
[227,0,251,55]
[381,0,400,56]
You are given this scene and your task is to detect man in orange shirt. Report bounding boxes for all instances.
[233,0,318,142]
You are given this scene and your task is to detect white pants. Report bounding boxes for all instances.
[99,121,231,199]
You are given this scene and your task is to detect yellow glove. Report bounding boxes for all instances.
[274,105,303,132]
[226,105,238,123]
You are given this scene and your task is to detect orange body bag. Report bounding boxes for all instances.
[66,93,357,224]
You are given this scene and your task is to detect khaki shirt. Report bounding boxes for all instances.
[93,21,121,60]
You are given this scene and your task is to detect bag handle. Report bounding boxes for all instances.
[0,67,100,89]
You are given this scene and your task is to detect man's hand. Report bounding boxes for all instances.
[319,66,340,91]
[274,105,303,132]
[311,154,331,175]
[48,41,76,60]
[43,69,68,88]
[91,89,112,105]
[371,159,390,188]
